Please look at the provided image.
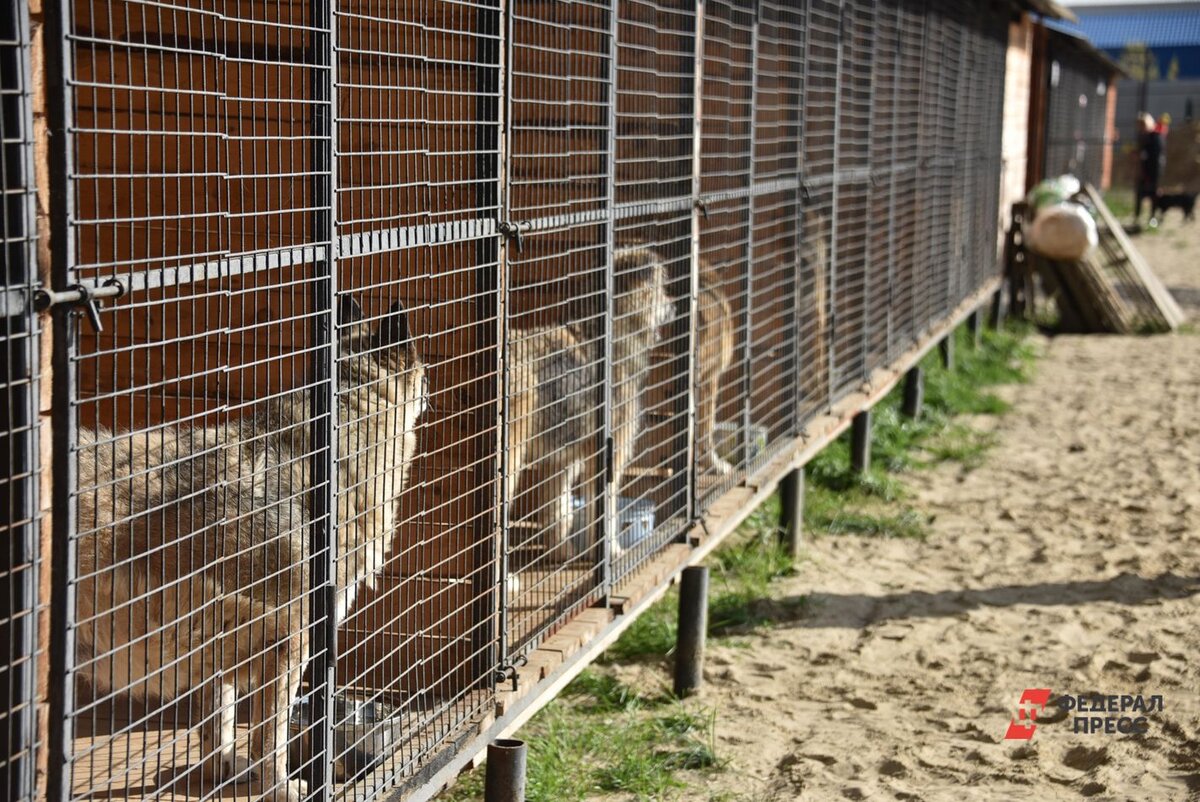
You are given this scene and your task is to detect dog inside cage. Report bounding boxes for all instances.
[505,244,673,570]
[73,298,426,801]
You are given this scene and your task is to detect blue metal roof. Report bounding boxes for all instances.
[1061,11,1200,49]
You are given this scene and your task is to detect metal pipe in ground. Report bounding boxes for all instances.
[484,739,527,802]
[778,467,804,562]
[851,410,872,474]
[674,566,709,698]
[901,367,924,419]
[989,286,1006,329]
[939,333,955,371]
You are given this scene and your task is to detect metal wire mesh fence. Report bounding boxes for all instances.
[1044,33,1114,190]
[1,1,42,798]
[17,0,1013,799]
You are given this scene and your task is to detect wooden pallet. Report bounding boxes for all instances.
[1032,185,1184,333]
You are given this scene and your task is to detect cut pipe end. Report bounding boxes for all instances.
[485,738,528,802]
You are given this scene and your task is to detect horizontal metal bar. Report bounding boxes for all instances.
[60,148,974,300]
[82,245,328,294]
[614,196,695,220]
[71,218,498,295]
[340,217,498,255]
[699,176,802,206]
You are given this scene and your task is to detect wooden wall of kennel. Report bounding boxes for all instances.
[16,0,1033,800]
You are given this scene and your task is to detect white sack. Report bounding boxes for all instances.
[1027,202,1098,262]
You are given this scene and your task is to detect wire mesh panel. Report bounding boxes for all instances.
[974,9,1009,291]
[329,0,500,794]
[868,2,900,373]
[503,0,613,658]
[829,0,873,397]
[747,0,805,469]
[60,1,338,799]
[695,0,755,514]
[799,0,839,420]
[610,0,697,584]
[889,0,927,351]
[964,6,998,296]
[0,1,41,797]
[915,1,952,333]
[947,0,974,314]
[1044,37,1112,190]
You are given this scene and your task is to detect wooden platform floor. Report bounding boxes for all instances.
[69,500,705,800]
[69,691,491,801]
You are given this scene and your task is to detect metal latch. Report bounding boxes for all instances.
[493,653,528,692]
[33,279,125,333]
[497,221,528,254]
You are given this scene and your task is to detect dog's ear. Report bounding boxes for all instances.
[371,299,412,355]
[613,245,661,294]
[338,295,371,350]
[339,294,366,330]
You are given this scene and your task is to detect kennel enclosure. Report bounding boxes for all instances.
[1030,20,1122,192]
[6,0,1033,799]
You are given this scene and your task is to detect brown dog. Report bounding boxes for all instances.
[507,245,674,561]
[695,265,737,474]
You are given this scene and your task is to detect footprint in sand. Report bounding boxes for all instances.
[1061,745,1108,772]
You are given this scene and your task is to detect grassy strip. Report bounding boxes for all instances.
[444,508,797,801]
[603,498,799,664]
[1104,187,1135,222]
[445,322,1033,801]
[805,322,1034,540]
[444,672,719,801]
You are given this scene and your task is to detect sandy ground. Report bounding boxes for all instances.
[613,218,1200,801]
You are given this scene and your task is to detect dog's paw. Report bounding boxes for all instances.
[705,455,734,475]
[263,777,308,802]
[203,749,258,785]
[609,537,626,560]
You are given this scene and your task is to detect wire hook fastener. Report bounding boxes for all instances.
[493,654,529,692]
[33,278,126,333]
[497,220,528,254]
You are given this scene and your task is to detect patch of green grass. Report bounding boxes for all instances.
[603,499,802,661]
[804,322,1034,540]
[922,424,997,469]
[593,708,720,795]
[603,592,679,663]
[706,518,808,636]
[805,483,930,540]
[443,672,719,802]
[1104,187,1135,221]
